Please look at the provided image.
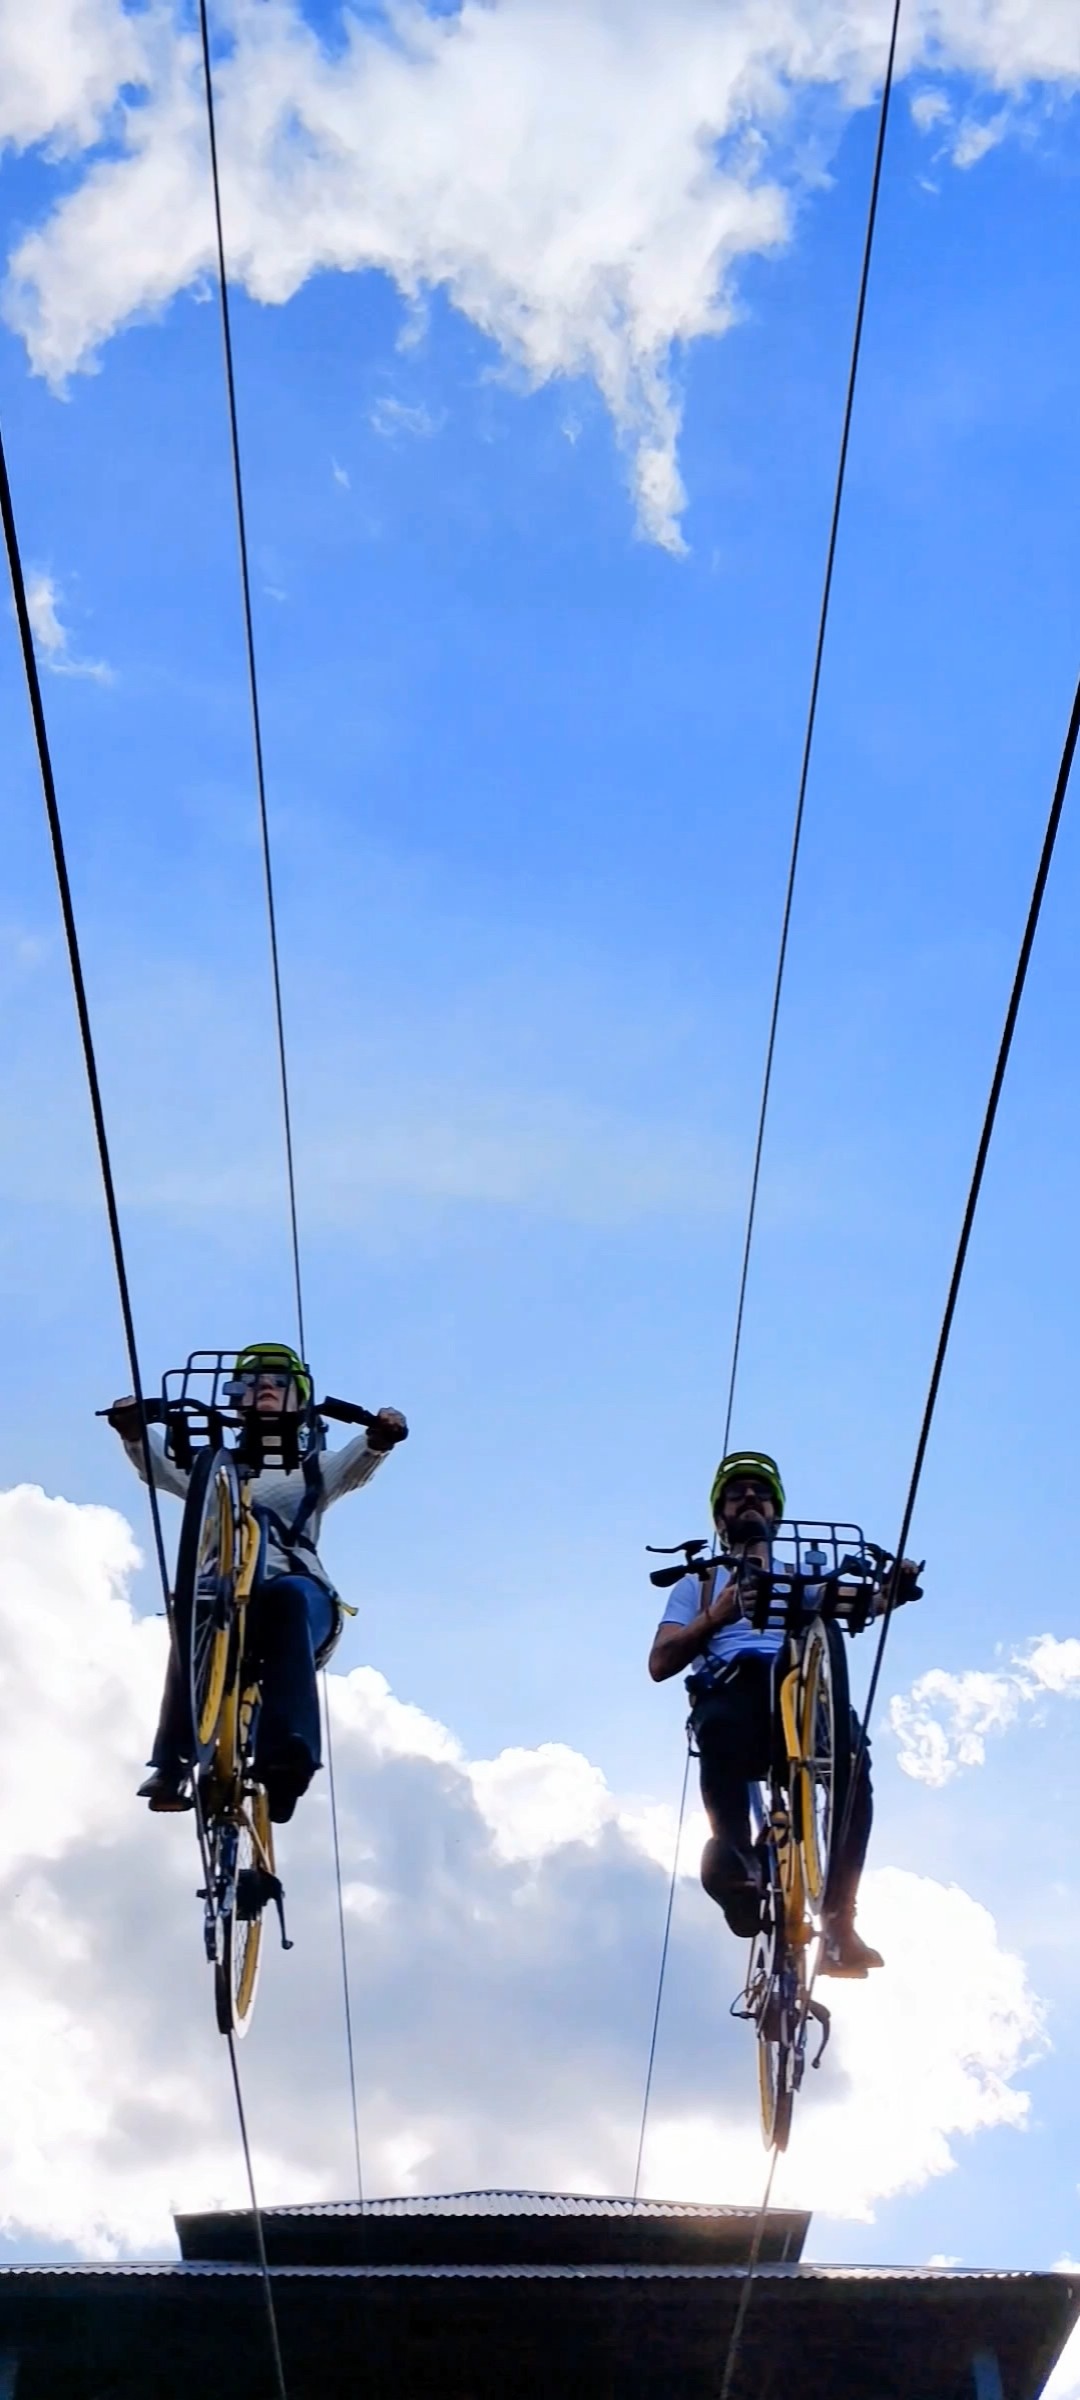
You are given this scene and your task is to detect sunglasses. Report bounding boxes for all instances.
[226,1371,293,1398]
[720,1479,774,1503]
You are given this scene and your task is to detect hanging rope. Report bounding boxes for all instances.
[0,403,290,2400]
[323,1672,365,2204]
[195,0,367,2205]
[717,641,1080,2400]
[195,0,305,1358]
[632,1738,691,2200]
[637,0,905,2225]
[721,0,905,1457]
[717,2147,780,2400]
[839,649,1080,1865]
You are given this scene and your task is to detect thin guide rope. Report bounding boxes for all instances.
[226,2032,290,2400]
[196,0,369,2219]
[323,1671,366,2205]
[196,0,305,1359]
[838,650,1080,1866]
[0,404,289,2400]
[721,0,904,1457]
[717,2148,780,2400]
[632,1738,691,2200]
[711,9,905,2389]
[719,625,1080,2400]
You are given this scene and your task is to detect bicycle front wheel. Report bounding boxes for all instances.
[795,1617,851,1911]
[215,1791,272,2039]
[174,1447,240,1770]
[749,1868,795,2153]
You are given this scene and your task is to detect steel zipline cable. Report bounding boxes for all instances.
[0,407,290,2400]
[195,0,305,1362]
[721,0,905,1459]
[631,1743,691,2201]
[194,0,367,2210]
[717,649,1080,2400]
[634,0,905,2213]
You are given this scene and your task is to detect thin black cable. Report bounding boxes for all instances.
[226,2032,290,2400]
[721,0,904,1458]
[196,0,305,1360]
[722,648,1080,2400]
[323,1671,365,2204]
[710,13,904,2392]
[195,0,368,2220]
[0,410,289,2400]
[839,652,1080,1855]
[632,1737,691,2200]
[717,2148,780,2400]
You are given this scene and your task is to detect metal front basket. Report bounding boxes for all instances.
[160,1351,313,1474]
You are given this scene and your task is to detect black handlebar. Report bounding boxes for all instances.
[317,1395,376,1428]
[100,1394,407,1445]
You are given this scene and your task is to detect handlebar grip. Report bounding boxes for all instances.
[96,1400,165,1426]
[318,1395,377,1428]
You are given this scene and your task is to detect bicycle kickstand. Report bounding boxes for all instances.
[807,1996,831,2068]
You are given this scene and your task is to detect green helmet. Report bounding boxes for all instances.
[234,1342,312,1407]
[710,1449,785,1522]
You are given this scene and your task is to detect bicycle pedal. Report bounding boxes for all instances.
[235,1866,294,1952]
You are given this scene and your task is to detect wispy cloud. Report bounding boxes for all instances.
[888,1634,1080,1787]
[370,395,444,443]
[25,569,112,684]
[331,456,350,487]
[3,3,1077,550]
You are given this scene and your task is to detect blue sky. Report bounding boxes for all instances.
[2,0,1080,2331]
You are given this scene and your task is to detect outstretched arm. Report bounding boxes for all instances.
[104,1398,191,1501]
[320,1407,408,1506]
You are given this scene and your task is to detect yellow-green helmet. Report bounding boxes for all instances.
[234,1342,312,1406]
[710,1449,785,1522]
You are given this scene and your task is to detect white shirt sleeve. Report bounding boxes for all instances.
[121,1424,190,1501]
[318,1431,388,1507]
[659,1571,704,1628]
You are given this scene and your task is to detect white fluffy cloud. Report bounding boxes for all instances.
[0,0,142,153]
[0,1483,1051,2253]
[888,1633,1080,1786]
[2,0,1079,545]
[24,568,113,683]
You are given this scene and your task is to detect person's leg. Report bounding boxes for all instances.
[695,1662,773,1939]
[138,1642,194,1809]
[819,1711,883,1975]
[254,1576,335,1822]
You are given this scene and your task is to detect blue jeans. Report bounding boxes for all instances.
[151,1573,338,1814]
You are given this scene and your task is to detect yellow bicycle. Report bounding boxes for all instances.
[146,1352,379,2036]
[736,1525,919,2148]
[651,1522,919,2150]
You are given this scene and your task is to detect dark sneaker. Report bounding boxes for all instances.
[137,1767,193,1813]
[818,1923,884,1979]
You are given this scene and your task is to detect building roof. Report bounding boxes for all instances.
[176,2189,810,2270]
[0,2258,1074,2400]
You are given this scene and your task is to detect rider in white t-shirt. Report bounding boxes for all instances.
[648,1449,883,1980]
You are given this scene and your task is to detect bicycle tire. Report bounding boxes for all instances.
[758,2020,794,2154]
[214,1789,272,2038]
[748,1854,795,2152]
[796,1617,851,1910]
[174,1447,240,1771]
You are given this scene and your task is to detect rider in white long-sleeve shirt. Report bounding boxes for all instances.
[107,1342,406,1821]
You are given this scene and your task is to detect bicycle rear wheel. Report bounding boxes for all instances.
[795,1617,851,1911]
[174,1448,240,1770]
[215,1790,272,2038]
[747,1854,796,2153]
